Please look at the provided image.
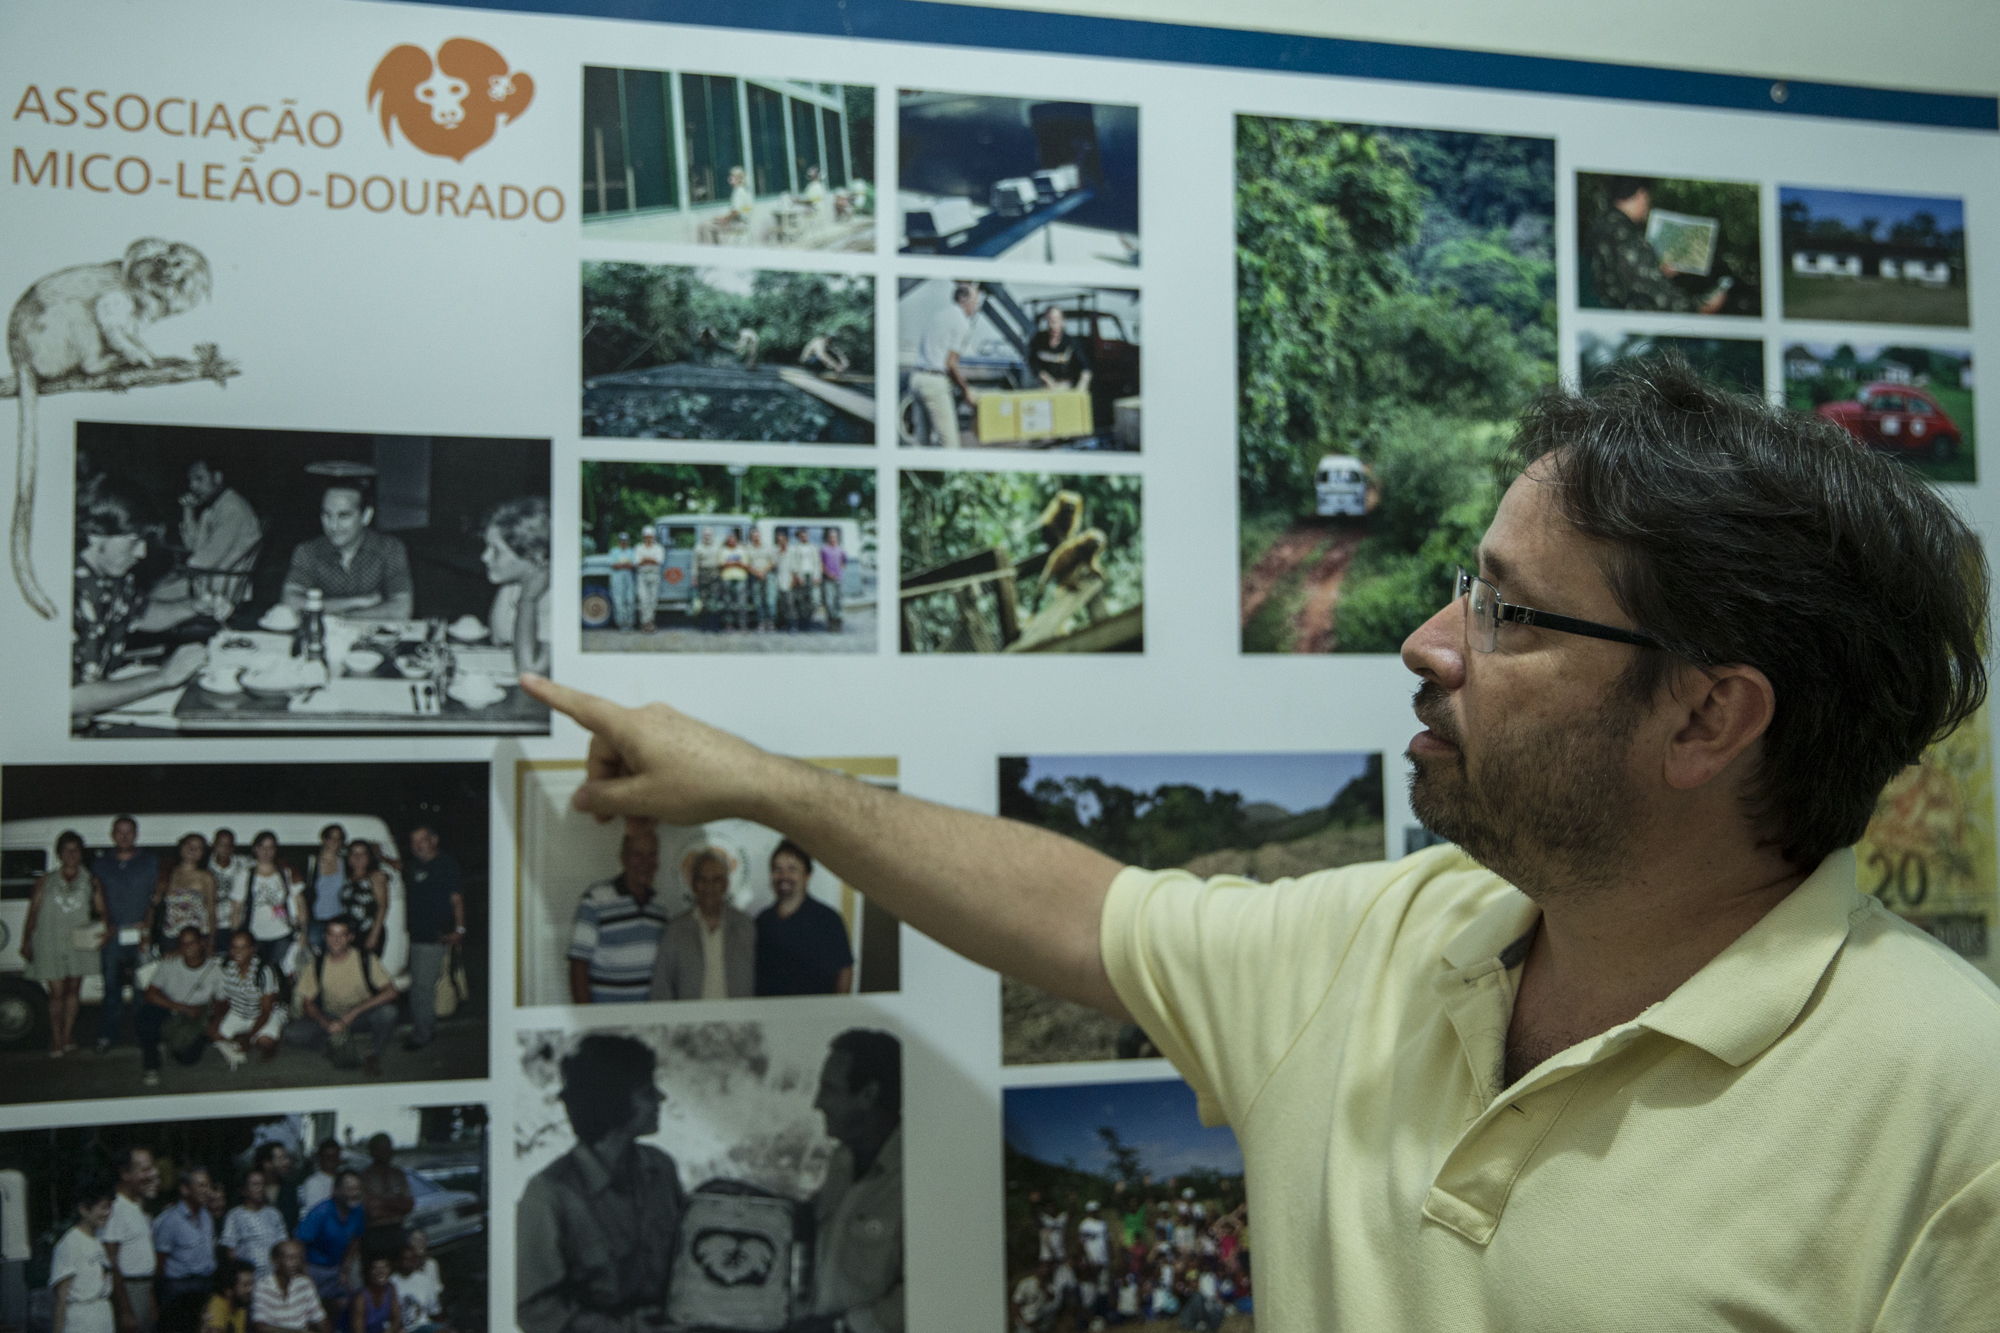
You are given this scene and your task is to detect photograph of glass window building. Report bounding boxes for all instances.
[581,67,876,250]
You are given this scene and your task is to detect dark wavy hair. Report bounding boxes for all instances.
[485,495,551,567]
[558,1034,658,1142]
[1513,355,1988,867]
[829,1028,902,1119]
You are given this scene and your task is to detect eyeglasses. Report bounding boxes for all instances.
[1455,567,1664,654]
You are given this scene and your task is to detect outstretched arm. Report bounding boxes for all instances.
[520,675,1128,1017]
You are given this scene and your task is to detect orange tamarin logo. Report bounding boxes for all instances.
[367,39,534,161]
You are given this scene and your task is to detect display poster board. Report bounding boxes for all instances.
[2,2,1996,1330]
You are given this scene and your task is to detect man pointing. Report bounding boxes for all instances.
[521,361,2000,1329]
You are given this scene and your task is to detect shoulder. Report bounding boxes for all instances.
[1819,898,2000,1076]
[575,880,623,910]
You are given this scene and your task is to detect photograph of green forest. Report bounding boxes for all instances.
[1236,117,1555,654]
[997,751,1383,1064]
[899,470,1142,653]
[581,262,876,442]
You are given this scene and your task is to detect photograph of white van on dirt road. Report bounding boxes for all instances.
[1235,116,1555,654]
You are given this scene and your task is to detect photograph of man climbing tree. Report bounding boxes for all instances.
[580,263,876,442]
[996,752,1383,1064]
[1235,116,1556,655]
[898,471,1141,654]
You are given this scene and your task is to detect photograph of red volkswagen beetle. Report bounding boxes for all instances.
[1816,382,1964,461]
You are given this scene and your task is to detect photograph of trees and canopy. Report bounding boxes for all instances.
[898,470,1142,653]
[581,262,876,442]
[1236,117,1555,654]
[997,751,1383,1064]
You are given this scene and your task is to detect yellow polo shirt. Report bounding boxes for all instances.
[1102,845,2000,1330]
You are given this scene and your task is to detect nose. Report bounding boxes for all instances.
[1400,594,1466,689]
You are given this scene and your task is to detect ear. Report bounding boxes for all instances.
[1661,664,1775,791]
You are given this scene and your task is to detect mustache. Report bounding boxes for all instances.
[1411,682,1464,748]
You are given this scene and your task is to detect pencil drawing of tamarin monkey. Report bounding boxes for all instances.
[7,239,212,618]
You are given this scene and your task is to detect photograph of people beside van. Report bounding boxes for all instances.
[514,760,902,1007]
[0,1103,487,1333]
[1579,332,1765,396]
[581,263,875,442]
[1236,116,1554,654]
[1783,342,1975,484]
[581,68,874,250]
[0,762,488,1103]
[897,280,1140,452]
[899,90,1138,265]
[998,752,1383,1065]
[1780,186,1968,327]
[70,423,551,738]
[578,462,875,651]
[900,470,1142,654]
[1575,172,1761,316]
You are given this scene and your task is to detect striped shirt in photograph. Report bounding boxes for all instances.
[569,877,671,1003]
[219,1204,289,1277]
[218,958,278,1022]
[252,1272,325,1331]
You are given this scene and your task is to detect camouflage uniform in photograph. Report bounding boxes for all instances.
[1586,206,1699,312]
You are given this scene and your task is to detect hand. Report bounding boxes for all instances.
[162,643,209,685]
[964,387,981,405]
[518,675,777,826]
[17,941,31,963]
[326,1017,346,1035]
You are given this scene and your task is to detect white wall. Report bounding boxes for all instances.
[949,0,2000,98]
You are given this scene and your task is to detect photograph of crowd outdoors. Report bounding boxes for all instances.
[1779,186,1968,326]
[514,759,901,1006]
[1006,1079,1251,1333]
[0,761,488,1101]
[1236,116,1555,654]
[899,91,1138,265]
[897,280,1141,451]
[1575,172,1761,316]
[899,471,1141,653]
[580,263,875,443]
[0,1104,488,1333]
[1783,341,1976,484]
[581,68,874,250]
[69,423,551,737]
[578,462,875,651]
[1579,333,1765,396]
[514,1021,902,1333]
[998,752,1383,1065]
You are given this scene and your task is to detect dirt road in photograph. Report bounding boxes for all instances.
[1239,521,1366,653]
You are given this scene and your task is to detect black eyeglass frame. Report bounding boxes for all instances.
[1454,567,1665,654]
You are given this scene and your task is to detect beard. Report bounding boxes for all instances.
[1407,680,1646,897]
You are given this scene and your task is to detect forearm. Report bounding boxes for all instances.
[72,670,182,719]
[747,756,1126,1014]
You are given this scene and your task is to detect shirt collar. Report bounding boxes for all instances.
[1438,847,1862,1067]
[1635,847,1861,1066]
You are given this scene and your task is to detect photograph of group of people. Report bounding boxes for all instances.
[1,762,489,1101]
[578,463,876,652]
[1006,1079,1250,1332]
[897,280,1141,452]
[514,1020,901,1333]
[514,760,901,1007]
[69,424,551,736]
[580,263,876,443]
[997,752,1384,1064]
[1,1105,486,1333]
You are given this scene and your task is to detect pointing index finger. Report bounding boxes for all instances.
[519,674,626,738]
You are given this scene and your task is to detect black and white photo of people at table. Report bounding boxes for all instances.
[0,761,489,1104]
[67,422,550,736]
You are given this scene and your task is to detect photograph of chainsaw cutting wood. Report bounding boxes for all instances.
[1236,116,1556,654]
[898,91,1139,266]
[997,751,1383,1065]
[898,471,1141,653]
[898,279,1141,451]
[581,262,876,442]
